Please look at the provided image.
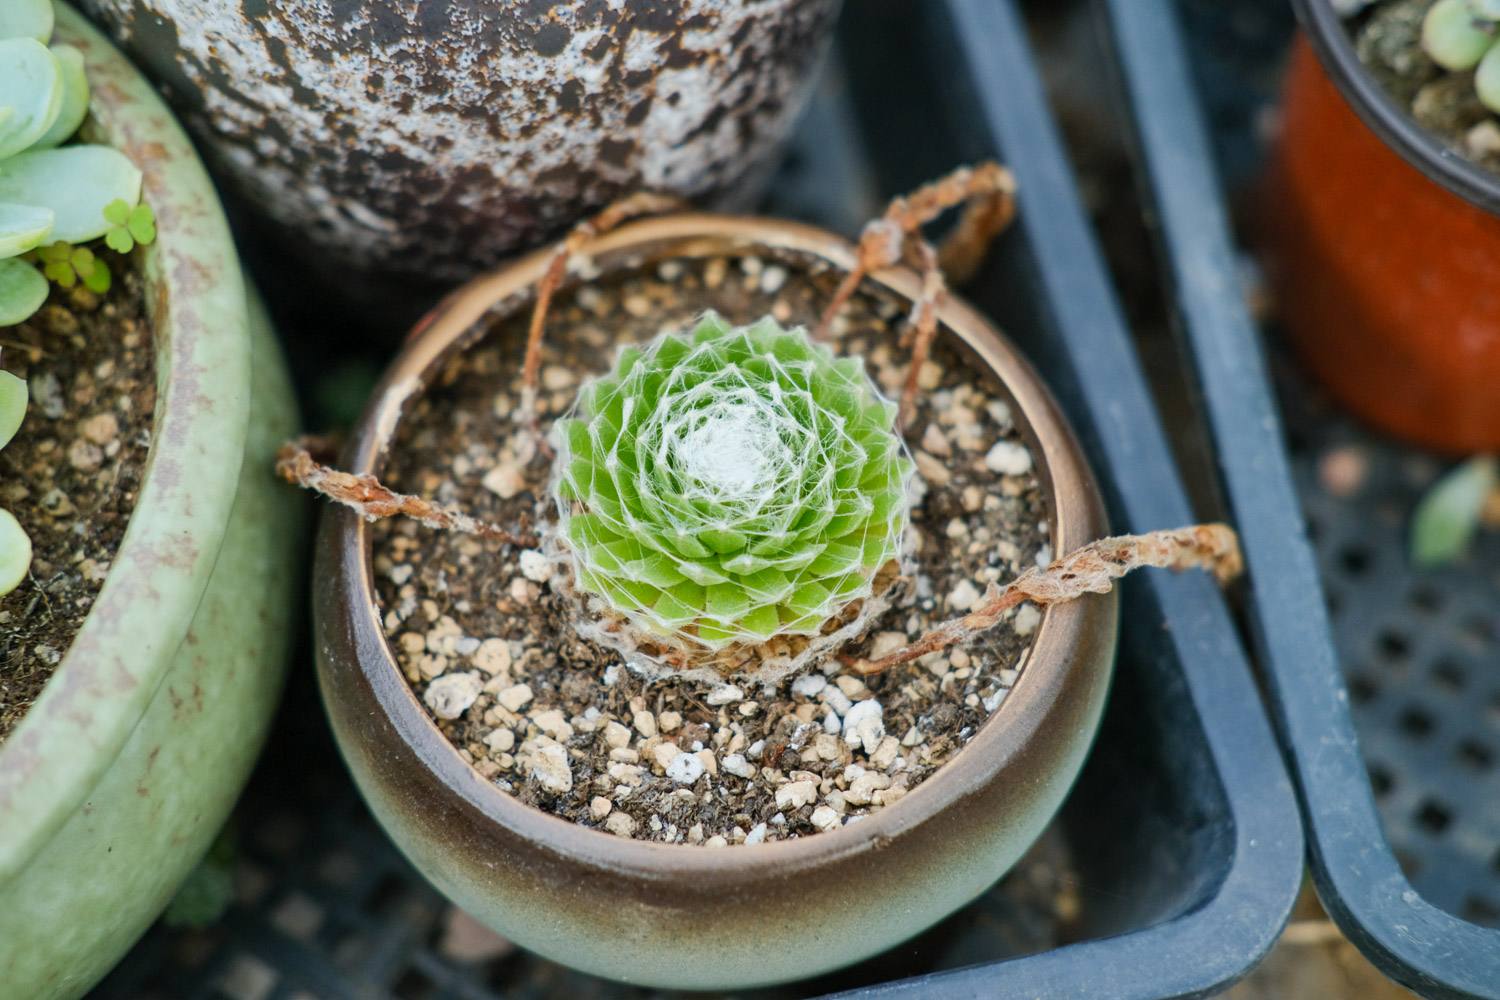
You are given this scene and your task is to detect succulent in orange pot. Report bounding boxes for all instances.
[1262,0,1500,452]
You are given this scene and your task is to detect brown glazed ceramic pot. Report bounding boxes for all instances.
[78,0,840,283]
[313,215,1118,988]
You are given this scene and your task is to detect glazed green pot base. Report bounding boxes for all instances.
[370,251,1050,845]
[0,261,154,743]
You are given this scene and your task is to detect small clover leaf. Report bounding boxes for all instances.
[102,199,130,227]
[128,203,155,245]
[101,199,155,254]
[103,224,132,254]
[82,256,110,294]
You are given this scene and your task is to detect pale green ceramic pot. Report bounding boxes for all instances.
[0,5,301,999]
[316,215,1119,989]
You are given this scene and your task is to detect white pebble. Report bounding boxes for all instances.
[590,796,613,820]
[986,400,1013,429]
[810,806,840,831]
[820,685,854,717]
[497,683,533,712]
[484,728,515,753]
[529,745,573,794]
[948,579,981,611]
[423,672,480,719]
[842,699,884,748]
[603,664,622,686]
[775,780,818,811]
[666,752,705,785]
[1035,544,1053,568]
[652,742,684,768]
[743,822,769,845]
[791,674,827,698]
[985,440,1032,476]
[482,461,525,499]
[706,685,744,706]
[1013,603,1042,637]
[868,631,908,661]
[983,689,1009,713]
[760,265,788,293]
[532,709,574,740]
[823,710,841,735]
[518,550,551,583]
[721,753,754,778]
[603,720,632,749]
[845,772,891,806]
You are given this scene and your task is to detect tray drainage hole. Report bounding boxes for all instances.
[1432,659,1465,692]
[1462,614,1499,648]
[1337,544,1373,577]
[1348,673,1379,705]
[1367,763,1394,798]
[1456,739,1494,772]
[393,967,439,1000]
[1461,896,1500,930]
[1408,585,1445,614]
[1398,706,1434,740]
[1415,800,1452,834]
[1377,630,1412,666]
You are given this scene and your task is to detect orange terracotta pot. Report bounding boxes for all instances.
[1261,35,1500,452]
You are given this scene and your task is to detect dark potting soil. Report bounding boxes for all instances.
[370,252,1049,845]
[0,263,156,743]
[1350,0,1500,173]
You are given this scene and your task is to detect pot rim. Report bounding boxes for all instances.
[0,0,250,878]
[335,212,1111,873]
[1291,0,1500,214]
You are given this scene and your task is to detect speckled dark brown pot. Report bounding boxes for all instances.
[78,0,840,284]
[313,215,1118,989]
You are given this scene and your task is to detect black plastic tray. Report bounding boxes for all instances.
[1099,1,1500,997]
[86,1,1302,997]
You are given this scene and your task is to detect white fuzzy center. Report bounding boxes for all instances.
[675,400,791,502]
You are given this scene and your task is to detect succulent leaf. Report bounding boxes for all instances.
[0,201,53,257]
[0,37,63,160]
[0,368,25,448]
[1410,454,1498,567]
[0,144,142,244]
[32,45,89,150]
[0,0,53,43]
[0,257,46,323]
[1424,0,1497,69]
[1477,37,1500,112]
[553,313,914,651]
[0,508,30,595]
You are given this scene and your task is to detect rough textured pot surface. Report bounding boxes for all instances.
[80,0,841,283]
[314,215,1119,989]
[1261,36,1500,452]
[0,6,302,999]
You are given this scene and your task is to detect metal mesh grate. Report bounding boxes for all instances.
[1281,373,1500,930]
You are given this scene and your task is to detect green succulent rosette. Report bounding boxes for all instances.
[552,312,914,652]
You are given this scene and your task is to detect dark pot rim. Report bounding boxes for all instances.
[1292,0,1500,214]
[328,212,1112,877]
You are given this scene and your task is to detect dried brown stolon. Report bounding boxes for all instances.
[275,438,536,548]
[839,524,1243,675]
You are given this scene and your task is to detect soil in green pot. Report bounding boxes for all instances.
[0,254,156,742]
[1348,0,1500,172]
[370,251,1050,845]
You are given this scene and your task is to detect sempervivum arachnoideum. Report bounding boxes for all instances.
[552,312,915,678]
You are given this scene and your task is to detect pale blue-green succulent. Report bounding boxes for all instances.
[552,313,914,656]
[1423,0,1500,112]
[1,0,145,325]
[0,363,29,594]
